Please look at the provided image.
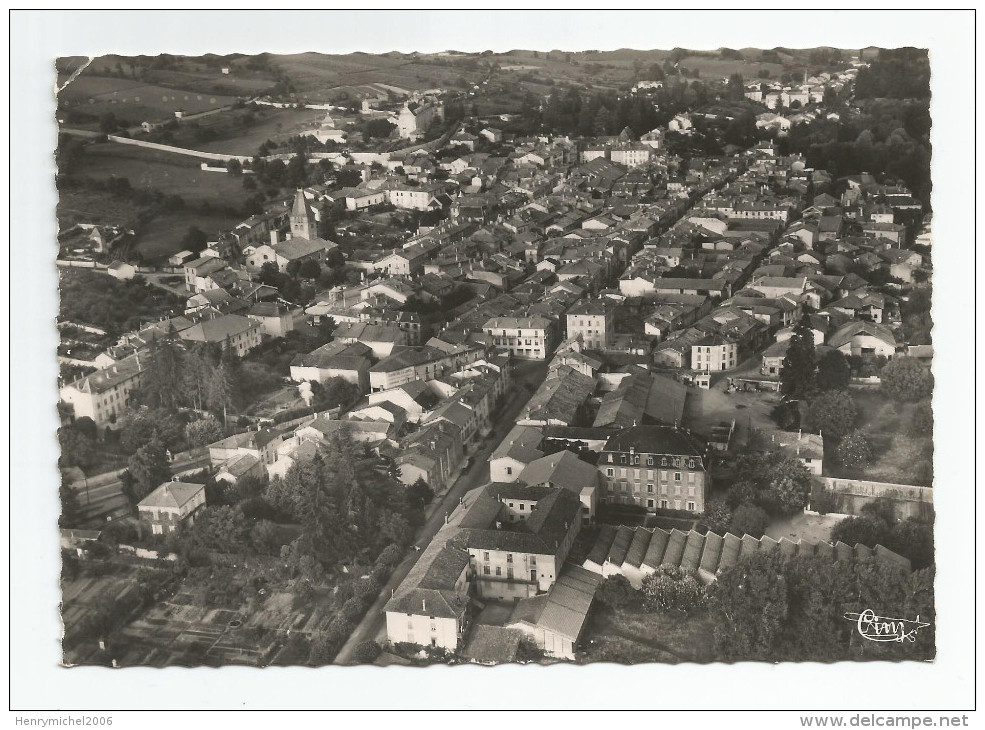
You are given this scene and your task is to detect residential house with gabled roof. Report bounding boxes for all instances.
[178,314,262,358]
[827,321,898,359]
[516,365,596,427]
[490,425,546,483]
[517,450,601,523]
[289,340,373,390]
[208,428,285,471]
[333,321,408,359]
[247,302,293,337]
[183,255,229,293]
[137,480,206,535]
[397,420,465,495]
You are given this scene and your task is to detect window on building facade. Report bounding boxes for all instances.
[675,472,681,482]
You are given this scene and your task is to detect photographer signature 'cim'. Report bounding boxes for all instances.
[843,609,930,643]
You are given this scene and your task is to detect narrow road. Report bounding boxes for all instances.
[333,359,548,664]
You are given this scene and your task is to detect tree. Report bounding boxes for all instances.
[836,429,872,470]
[406,477,434,510]
[364,118,396,139]
[770,400,801,430]
[910,400,934,437]
[708,551,789,660]
[226,159,243,175]
[185,416,225,448]
[731,451,813,517]
[352,641,382,664]
[307,634,338,666]
[726,73,745,100]
[181,344,216,412]
[831,514,890,549]
[192,505,250,553]
[310,377,359,411]
[702,499,732,535]
[298,259,322,280]
[885,518,935,570]
[258,261,281,287]
[779,314,817,400]
[729,502,770,538]
[126,433,170,503]
[880,357,934,403]
[641,565,705,615]
[807,391,858,440]
[57,425,96,471]
[182,225,209,254]
[139,335,185,411]
[596,574,637,608]
[593,106,612,137]
[98,111,119,134]
[817,350,851,391]
[59,475,83,528]
[207,361,235,426]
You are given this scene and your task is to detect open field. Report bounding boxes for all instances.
[272,52,489,101]
[57,187,146,230]
[828,390,933,486]
[580,605,718,664]
[135,210,243,262]
[78,143,251,201]
[682,371,779,445]
[189,107,326,155]
[58,74,239,125]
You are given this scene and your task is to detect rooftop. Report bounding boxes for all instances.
[138,481,204,510]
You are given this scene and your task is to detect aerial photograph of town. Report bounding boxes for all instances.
[52,42,936,671]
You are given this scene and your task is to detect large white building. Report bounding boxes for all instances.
[59,353,145,430]
[396,100,444,139]
[597,425,709,514]
[384,483,585,654]
[482,316,556,360]
[566,300,615,351]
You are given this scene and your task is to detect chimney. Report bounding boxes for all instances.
[270,229,279,246]
[422,598,427,612]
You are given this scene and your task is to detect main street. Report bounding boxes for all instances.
[333,359,548,664]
